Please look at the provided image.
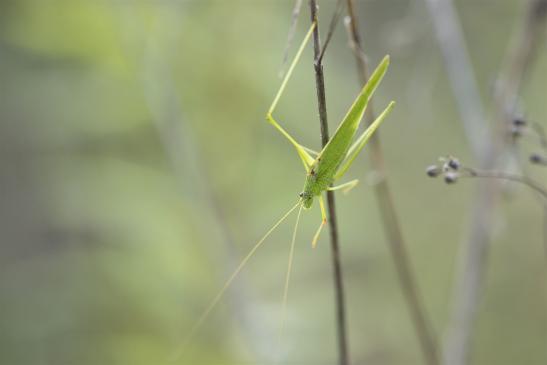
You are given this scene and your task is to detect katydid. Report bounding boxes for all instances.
[178,22,394,356]
[266,22,394,247]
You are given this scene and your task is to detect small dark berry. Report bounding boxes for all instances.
[530,153,544,164]
[426,165,441,177]
[512,117,526,126]
[448,158,460,170]
[444,172,458,184]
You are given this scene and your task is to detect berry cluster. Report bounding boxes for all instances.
[426,156,462,184]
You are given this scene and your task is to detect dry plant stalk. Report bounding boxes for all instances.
[309,1,350,364]
[344,1,440,364]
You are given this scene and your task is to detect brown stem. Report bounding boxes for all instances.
[309,1,350,365]
[344,1,440,365]
[317,0,345,65]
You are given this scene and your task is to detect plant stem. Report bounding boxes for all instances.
[309,1,350,365]
[344,1,439,364]
[462,168,547,201]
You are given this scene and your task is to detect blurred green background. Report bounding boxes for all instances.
[1,0,546,364]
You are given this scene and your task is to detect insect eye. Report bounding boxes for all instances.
[299,192,304,198]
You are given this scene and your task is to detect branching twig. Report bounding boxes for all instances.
[344,1,440,365]
[427,157,547,201]
[317,0,345,65]
[429,155,547,263]
[309,1,350,365]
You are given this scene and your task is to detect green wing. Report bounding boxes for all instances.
[334,101,395,180]
[313,55,391,181]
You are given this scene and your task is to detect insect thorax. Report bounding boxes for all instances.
[299,171,332,209]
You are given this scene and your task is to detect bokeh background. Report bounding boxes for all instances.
[1,0,546,364]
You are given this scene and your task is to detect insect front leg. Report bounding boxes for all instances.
[266,114,315,170]
[311,195,327,248]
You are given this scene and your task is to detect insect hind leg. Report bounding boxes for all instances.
[267,21,316,116]
[266,22,317,171]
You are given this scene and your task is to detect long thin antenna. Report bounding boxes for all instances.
[277,204,303,360]
[174,201,301,359]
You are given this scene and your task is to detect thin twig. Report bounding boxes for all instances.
[461,168,547,201]
[457,168,547,264]
[280,0,304,77]
[309,1,350,365]
[317,0,345,65]
[446,161,547,262]
[344,1,440,365]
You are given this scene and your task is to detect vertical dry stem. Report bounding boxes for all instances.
[309,1,350,364]
[344,1,440,364]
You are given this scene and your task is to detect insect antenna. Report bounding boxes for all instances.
[277,204,304,360]
[174,200,302,360]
